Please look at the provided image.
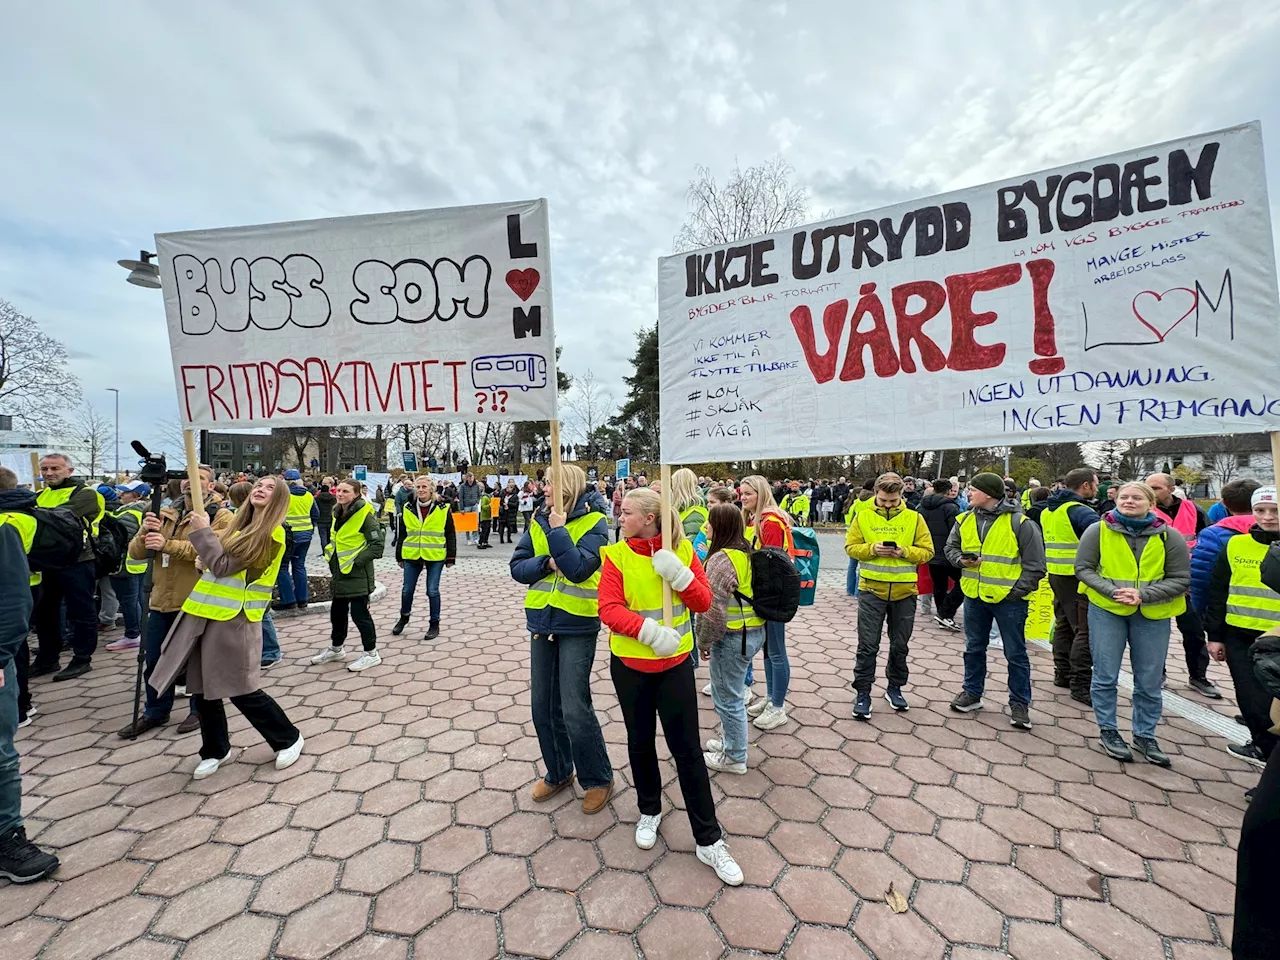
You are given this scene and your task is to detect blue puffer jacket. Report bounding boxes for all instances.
[510,490,609,637]
[1189,514,1256,614]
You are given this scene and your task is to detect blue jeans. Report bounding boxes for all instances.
[401,560,444,622]
[276,536,311,604]
[1089,605,1170,738]
[962,596,1032,706]
[144,610,194,722]
[261,611,280,663]
[0,661,20,832]
[762,620,790,707]
[846,558,860,597]
[109,573,143,638]
[530,632,612,789]
[711,626,766,762]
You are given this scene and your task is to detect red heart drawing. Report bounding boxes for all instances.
[506,268,540,301]
[1131,287,1198,341]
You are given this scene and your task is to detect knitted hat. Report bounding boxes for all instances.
[970,472,1006,500]
[1252,486,1277,508]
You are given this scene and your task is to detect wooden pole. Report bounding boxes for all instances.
[660,463,674,628]
[29,451,41,490]
[1271,432,1280,492]
[548,419,564,515]
[183,429,205,513]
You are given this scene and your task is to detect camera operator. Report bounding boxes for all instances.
[117,464,232,739]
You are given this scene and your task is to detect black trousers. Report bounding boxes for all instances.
[331,596,377,651]
[928,563,965,620]
[33,559,98,665]
[1174,605,1211,681]
[479,519,492,545]
[1223,626,1276,756]
[195,690,299,760]
[1048,573,1092,694]
[610,654,721,847]
[1235,744,1280,959]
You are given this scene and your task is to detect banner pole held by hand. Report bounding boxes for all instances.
[29,451,41,490]
[660,463,674,628]
[549,419,564,516]
[183,429,205,513]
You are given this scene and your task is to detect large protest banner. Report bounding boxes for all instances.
[156,200,557,429]
[658,122,1280,463]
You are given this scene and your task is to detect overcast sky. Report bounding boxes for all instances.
[1,0,1278,461]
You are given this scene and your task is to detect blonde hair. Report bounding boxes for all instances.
[670,468,701,513]
[739,475,791,530]
[623,487,684,544]
[220,476,290,568]
[1116,481,1157,505]
[549,463,587,513]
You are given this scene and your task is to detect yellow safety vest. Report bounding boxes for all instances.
[1021,489,1033,511]
[1084,525,1186,620]
[958,511,1024,603]
[723,548,765,629]
[1225,535,1280,631]
[117,505,148,574]
[746,514,793,554]
[181,526,285,622]
[680,504,709,530]
[401,502,449,561]
[524,512,606,619]
[845,497,871,525]
[0,511,40,586]
[325,502,375,574]
[37,483,104,535]
[284,491,315,534]
[603,538,694,660]
[1040,501,1093,577]
[855,507,918,583]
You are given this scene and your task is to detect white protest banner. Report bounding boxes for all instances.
[658,122,1280,463]
[0,453,34,487]
[487,474,527,490]
[156,200,557,429]
[428,472,462,486]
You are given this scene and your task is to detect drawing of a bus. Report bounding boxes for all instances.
[471,354,549,391]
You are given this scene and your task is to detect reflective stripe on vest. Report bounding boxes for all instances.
[181,526,285,622]
[1084,526,1186,620]
[400,502,449,561]
[603,539,694,660]
[958,512,1023,603]
[855,507,918,582]
[325,503,375,573]
[723,548,765,629]
[37,484,104,536]
[284,491,315,533]
[118,506,148,574]
[1041,501,1091,576]
[524,512,606,619]
[0,512,40,586]
[1225,535,1280,630]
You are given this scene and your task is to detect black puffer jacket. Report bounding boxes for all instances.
[917,493,961,558]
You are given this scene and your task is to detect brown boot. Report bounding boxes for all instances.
[582,780,614,815]
[531,776,573,802]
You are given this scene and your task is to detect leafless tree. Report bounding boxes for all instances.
[148,416,187,458]
[674,156,816,251]
[73,402,113,476]
[0,298,81,430]
[564,369,616,454]
[1200,434,1258,486]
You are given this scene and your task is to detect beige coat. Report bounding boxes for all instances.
[127,495,233,613]
[149,526,272,700]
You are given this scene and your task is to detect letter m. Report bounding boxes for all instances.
[512,306,542,339]
[1195,268,1233,339]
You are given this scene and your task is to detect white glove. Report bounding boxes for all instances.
[652,549,694,591]
[638,618,682,657]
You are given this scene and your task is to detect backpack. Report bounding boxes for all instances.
[790,525,821,607]
[25,505,86,572]
[741,546,801,623]
[89,512,130,578]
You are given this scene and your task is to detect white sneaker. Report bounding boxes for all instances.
[745,696,769,718]
[705,738,723,753]
[696,838,744,885]
[311,647,347,665]
[175,684,189,698]
[635,813,662,850]
[753,703,788,731]
[193,751,232,780]
[742,688,755,708]
[275,735,305,770]
[704,750,747,775]
[701,682,712,696]
[348,650,382,671]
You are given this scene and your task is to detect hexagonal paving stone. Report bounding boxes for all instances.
[777,867,857,926]
[914,882,1004,947]
[649,852,721,907]
[152,875,256,940]
[276,892,373,960]
[420,825,489,874]
[710,886,795,953]
[501,889,583,959]
[341,841,417,894]
[387,801,452,842]
[314,813,386,859]
[252,858,340,915]
[580,870,657,932]
[531,838,600,890]
[637,908,725,960]
[413,911,498,960]
[854,901,946,960]
[371,873,453,936]
[457,855,532,912]
[181,914,279,960]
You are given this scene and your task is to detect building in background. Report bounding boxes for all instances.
[1128,433,1275,496]
[199,428,387,476]
[0,416,95,477]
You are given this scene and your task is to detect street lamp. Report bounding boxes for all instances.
[106,388,120,480]
[117,250,161,288]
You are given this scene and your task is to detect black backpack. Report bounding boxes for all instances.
[740,546,800,624]
[89,512,130,578]
[25,505,86,572]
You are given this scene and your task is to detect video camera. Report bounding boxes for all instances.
[131,440,190,486]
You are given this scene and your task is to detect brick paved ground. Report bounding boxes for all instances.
[7,536,1256,959]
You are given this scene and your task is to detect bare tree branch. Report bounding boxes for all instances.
[73,402,113,477]
[0,298,81,430]
[674,156,815,252]
[564,369,616,455]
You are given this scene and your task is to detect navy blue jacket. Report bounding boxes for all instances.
[0,519,34,669]
[510,491,608,637]
[1190,513,1260,615]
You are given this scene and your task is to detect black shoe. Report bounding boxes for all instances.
[1235,714,1248,726]
[1189,676,1222,699]
[1099,729,1133,762]
[0,827,60,883]
[52,659,91,682]
[392,615,410,636]
[177,713,201,735]
[260,659,279,670]
[424,622,440,641]
[117,715,167,740]
[274,602,297,612]
[950,691,983,713]
[1009,703,1032,730]
[296,601,308,611]
[1245,786,1256,803]
[1228,741,1267,769]
[1070,689,1093,707]
[1052,673,1071,689]
[1133,736,1171,768]
[29,661,58,679]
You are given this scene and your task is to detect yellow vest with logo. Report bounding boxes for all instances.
[0,512,40,586]
[958,511,1023,603]
[845,497,871,525]
[284,491,315,534]
[855,507,918,583]
[1041,501,1092,577]
[117,505,147,574]
[524,512,606,618]
[603,538,694,660]
[723,548,765,629]
[401,502,448,561]
[182,526,285,622]
[325,502,375,574]
[1225,535,1280,631]
[1084,525,1186,619]
[37,483,105,535]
